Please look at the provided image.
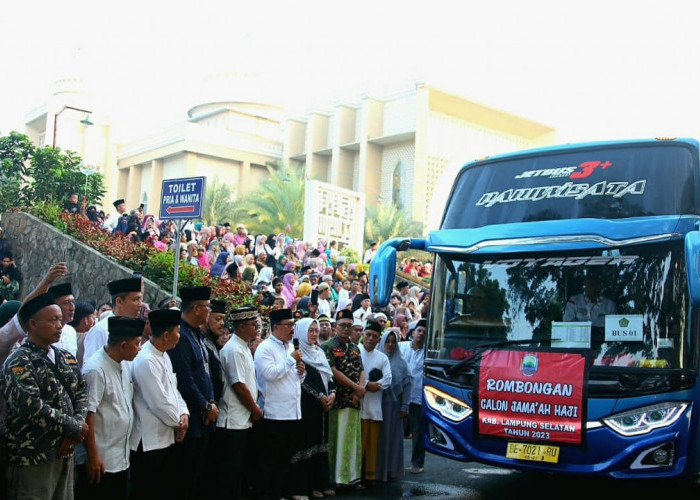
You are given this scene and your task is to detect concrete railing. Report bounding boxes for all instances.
[1,212,171,308]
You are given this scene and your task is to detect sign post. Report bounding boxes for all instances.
[159,176,207,300]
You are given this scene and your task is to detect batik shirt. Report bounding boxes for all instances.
[321,337,363,410]
[2,340,88,466]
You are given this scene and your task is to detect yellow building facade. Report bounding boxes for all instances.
[285,82,556,230]
[24,78,556,234]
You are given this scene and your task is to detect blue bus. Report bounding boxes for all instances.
[369,138,700,478]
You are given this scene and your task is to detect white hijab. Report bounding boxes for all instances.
[293,318,333,392]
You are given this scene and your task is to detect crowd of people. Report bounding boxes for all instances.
[0,202,433,500]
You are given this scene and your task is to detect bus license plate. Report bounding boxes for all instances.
[506,442,560,463]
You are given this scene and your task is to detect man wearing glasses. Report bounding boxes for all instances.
[254,308,306,500]
[169,286,218,498]
[321,309,366,489]
[215,306,263,498]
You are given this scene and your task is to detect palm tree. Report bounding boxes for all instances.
[233,164,306,236]
[364,203,424,248]
[201,176,240,226]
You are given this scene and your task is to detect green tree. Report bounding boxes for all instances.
[0,131,34,211]
[363,203,424,249]
[201,176,240,226]
[0,131,105,210]
[233,163,306,236]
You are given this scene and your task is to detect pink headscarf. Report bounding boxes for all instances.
[197,252,210,269]
[282,273,297,309]
[296,241,307,261]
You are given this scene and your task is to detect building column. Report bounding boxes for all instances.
[125,165,140,210]
[149,159,164,217]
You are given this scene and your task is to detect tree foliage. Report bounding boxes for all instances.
[0,131,105,212]
[232,163,306,236]
[363,202,424,249]
[201,176,240,226]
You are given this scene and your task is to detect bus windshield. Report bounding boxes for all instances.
[427,240,696,372]
[442,143,699,228]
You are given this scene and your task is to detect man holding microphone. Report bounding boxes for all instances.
[254,308,306,500]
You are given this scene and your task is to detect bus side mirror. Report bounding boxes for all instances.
[369,238,427,307]
[685,231,700,306]
[369,242,398,307]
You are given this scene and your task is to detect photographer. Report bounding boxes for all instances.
[0,253,21,302]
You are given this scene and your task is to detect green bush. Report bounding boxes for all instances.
[338,246,360,265]
[30,202,68,232]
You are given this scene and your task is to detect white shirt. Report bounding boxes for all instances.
[130,341,188,452]
[102,211,123,233]
[53,324,78,357]
[82,348,134,473]
[0,314,24,367]
[363,248,376,264]
[254,335,304,420]
[359,345,392,421]
[217,334,257,430]
[353,306,371,323]
[317,298,331,317]
[400,341,425,405]
[563,293,617,327]
[83,312,114,363]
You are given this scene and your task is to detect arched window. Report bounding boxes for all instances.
[392,161,404,209]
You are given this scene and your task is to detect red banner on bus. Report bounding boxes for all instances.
[477,350,586,445]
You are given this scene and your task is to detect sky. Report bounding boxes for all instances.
[2,0,700,146]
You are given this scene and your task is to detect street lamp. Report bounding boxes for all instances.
[79,166,96,200]
[52,105,93,149]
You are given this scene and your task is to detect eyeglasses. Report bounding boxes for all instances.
[195,303,212,310]
[278,322,295,328]
[336,323,353,330]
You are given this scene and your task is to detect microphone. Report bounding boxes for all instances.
[293,338,300,350]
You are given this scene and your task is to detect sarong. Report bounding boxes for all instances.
[328,407,362,486]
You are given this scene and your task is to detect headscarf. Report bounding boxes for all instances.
[254,235,266,256]
[295,241,307,261]
[113,215,129,235]
[377,328,411,401]
[275,255,287,276]
[296,282,311,299]
[142,214,159,234]
[233,254,244,267]
[225,262,240,281]
[282,273,297,309]
[394,313,409,341]
[207,239,221,262]
[241,266,256,284]
[210,251,229,277]
[294,318,333,392]
[86,206,101,223]
[256,266,273,285]
[196,249,210,269]
[337,296,352,312]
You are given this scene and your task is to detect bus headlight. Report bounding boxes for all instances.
[424,386,472,422]
[603,402,688,436]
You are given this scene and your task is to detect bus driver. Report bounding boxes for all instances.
[563,272,617,327]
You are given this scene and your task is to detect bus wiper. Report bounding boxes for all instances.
[445,338,558,377]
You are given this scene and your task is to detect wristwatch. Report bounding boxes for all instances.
[204,401,213,413]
